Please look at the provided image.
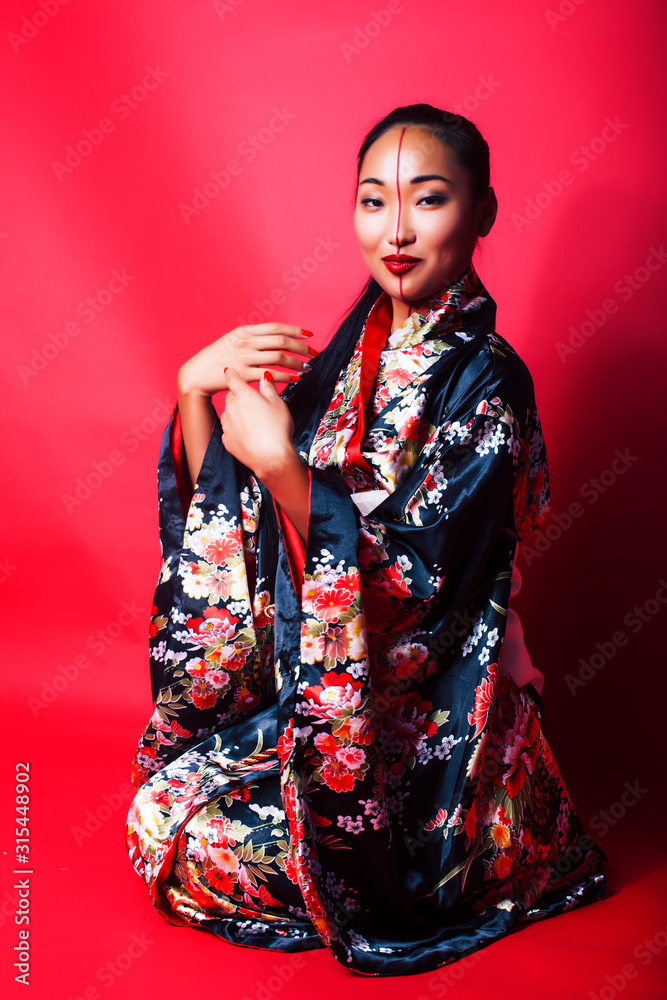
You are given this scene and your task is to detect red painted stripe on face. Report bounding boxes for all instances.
[395,126,406,298]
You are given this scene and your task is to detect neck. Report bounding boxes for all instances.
[389,294,430,333]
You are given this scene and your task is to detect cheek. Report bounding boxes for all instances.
[424,212,470,254]
[354,213,381,254]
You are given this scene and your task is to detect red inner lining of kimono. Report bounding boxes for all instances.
[169,293,392,603]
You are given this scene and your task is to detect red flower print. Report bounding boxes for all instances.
[335,713,374,745]
[207,816,239,846]
[380,561,411,599]
[501,712,541,798]
[187,607,239,645]
[227,786,252,802]
[302,671,364,720]
[314,586,354,623]
[207,867,234,894]
[234,687,260,712]
[463,800,478,847]
[185,657,207,677]
[323,626,348,663]
[277,722,295,767]
[496,805,511,827]
[204,529,242,565]
[205,668,230,690]
[491,854,513,880]
[386,367,413,390]
[468,662,499,737]
[314,733,338,755]
[335,745,366,769]
[382,691,436,757]
[205,642,249,671]
[321,758,356,793]
[389,642,429,681]
[424,808,447,832]
[189,677,218,710]
[257,884,282,907]
[491,823,511,849]
[310,810,332,827]
[283,850,300,885]
[335,572,360,596]
[169,721,192,739]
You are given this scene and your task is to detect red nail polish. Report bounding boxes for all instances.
[262,370,273,383]
[308,346,319,357]
[301,329,314,338]
[290,374,300,382]
[223,366,228,374]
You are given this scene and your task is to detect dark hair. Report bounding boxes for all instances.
[356,103,491,203]
[282,104,491,452]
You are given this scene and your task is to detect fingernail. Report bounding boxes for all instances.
[262,370,273,383]
[301,329,314,338]
[308,346,319,357]
[223,366,228,374]
[290,374,300,382]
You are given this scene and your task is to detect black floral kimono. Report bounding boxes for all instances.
[125,264,607,975]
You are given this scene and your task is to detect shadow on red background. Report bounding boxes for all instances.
[1,1,666,997]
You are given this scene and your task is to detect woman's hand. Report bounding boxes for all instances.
[220,366,299,480]
[222,367,310,539]
[177,321,315,397]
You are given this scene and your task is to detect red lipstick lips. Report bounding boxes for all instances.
[381,253,422,275]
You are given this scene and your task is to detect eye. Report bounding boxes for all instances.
[360,196,384,208]
[418,194,447,206]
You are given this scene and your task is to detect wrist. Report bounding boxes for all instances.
[257,444,304,487]
[177,364,211,399]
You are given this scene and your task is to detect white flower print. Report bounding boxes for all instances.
[475,418,506,457]
[461,613,487,656]
[336,815,364,835]
[434,735,462,760]
[150,641,166,662]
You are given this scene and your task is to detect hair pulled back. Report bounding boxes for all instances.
[282,104,491,455]
[356,104,490,203]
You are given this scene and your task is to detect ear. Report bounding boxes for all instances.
[476,186,498,238]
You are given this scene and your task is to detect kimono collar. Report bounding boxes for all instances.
[373,261,496,351]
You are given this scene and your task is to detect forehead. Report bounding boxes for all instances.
[359,126,462,180]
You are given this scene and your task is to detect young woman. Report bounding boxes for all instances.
[126,105,607,976]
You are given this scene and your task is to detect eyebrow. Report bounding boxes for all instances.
[358,174,453,186]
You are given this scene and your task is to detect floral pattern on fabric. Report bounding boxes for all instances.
[126,263,606,975]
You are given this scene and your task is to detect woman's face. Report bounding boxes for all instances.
[353,126,495,310]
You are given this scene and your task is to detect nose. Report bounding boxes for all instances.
[388,207,416,249]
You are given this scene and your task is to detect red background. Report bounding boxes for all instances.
[1,1,666,997]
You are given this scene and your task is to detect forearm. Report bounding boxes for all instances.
[177,371,217,487]
[259,448,310,542]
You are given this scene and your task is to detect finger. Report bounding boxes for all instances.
[223,365,251,395]
[245,347,315,371]
[254,337,319,361]
[258,369,279,399]
[239,322,314,339]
